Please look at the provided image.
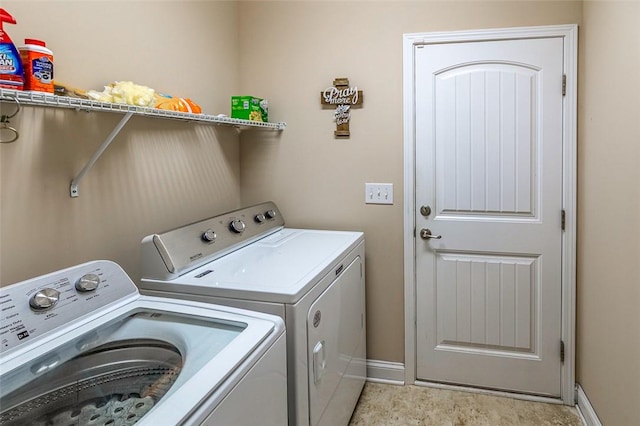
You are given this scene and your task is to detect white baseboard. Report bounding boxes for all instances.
[366,359,405,385]
[576,384,602,426]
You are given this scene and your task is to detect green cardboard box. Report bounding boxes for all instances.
[231,96,268,122]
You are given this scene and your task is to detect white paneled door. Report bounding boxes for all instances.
[414,36,564,396]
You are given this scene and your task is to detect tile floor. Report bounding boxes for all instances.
[349,382,582,426]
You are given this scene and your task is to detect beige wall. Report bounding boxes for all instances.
[237,0,581,364]
[577,1,640,424]
[1,1,638,424]
[0,1,243,284]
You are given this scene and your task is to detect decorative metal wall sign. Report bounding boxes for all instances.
[320,77,363,138]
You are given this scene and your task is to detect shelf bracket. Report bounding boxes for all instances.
[70,112,134,197]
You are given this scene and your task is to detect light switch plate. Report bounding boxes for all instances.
[365,183,393,205]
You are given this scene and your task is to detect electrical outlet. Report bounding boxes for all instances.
[365,183,393,205]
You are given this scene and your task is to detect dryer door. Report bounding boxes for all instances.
[307,256,364,426]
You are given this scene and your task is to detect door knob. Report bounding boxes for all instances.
[420,228,442,240]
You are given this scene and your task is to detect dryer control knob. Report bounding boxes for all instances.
[255,213,266,223]
[265,209,277,219]
[229,219,246,234]
[202,229,217,242]
[29,288,60,311]
[76,273,100,292]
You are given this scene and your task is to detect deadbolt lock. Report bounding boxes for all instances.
[420,205,432,217]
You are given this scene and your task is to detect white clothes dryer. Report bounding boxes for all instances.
[0,260,287,426]
[139,201,366,426]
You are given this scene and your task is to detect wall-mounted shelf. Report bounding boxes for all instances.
[0,88,286,130]
[0,88,286,197]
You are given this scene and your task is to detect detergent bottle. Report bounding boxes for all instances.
[0,9,24,90]
[20,39,54,93]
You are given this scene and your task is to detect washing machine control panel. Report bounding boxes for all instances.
[142,201,285,280]
[0,261,137,354]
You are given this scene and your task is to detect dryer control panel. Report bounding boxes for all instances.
[141,201,285,281]
[0,261,138,354]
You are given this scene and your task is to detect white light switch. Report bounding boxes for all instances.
[365,183,393,205]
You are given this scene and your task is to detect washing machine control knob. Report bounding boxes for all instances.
[29,288,60,311]
[265,209,277,219]
[76,273,100,292]
[229,219,246,233]
[202,229,217,242]
[255,213,266,223]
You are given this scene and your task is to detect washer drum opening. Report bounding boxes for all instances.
[0,339,183,426]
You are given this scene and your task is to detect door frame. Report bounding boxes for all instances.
[402,25,578,404]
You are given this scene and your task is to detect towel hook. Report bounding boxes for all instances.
[0,96,20,143]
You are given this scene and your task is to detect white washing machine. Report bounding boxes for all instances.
[0,260,287,426]
[139,201,366,426]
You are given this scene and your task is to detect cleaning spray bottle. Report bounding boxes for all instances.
[0,9,24,90]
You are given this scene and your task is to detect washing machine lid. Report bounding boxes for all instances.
[142,229,364,303]
[0,261,284,426]
[1,298,281,426]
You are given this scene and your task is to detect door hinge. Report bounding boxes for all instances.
[561,209,566,231]
[562,75,567,96]
[560,340,565,363]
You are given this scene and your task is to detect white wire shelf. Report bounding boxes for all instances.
[0,88,285,197]
[0,88,286,130]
